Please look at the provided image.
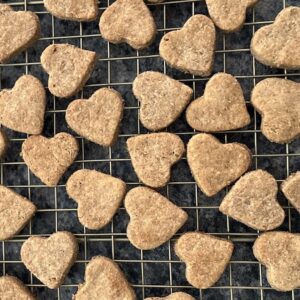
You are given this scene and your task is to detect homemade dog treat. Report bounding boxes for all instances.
[127,133,185,188]
[219,170,285,231]
[159,15,215,76]
[125,186,188,250]
[0,75,46,135]
[175,232,234,289]
[74,256,136,300]
[0,4,40,63]
[253,231,300,291]
[99,0,156,50]
[145,292,195,300]
[281,172,300,213]
[186,73,250,131]
[21,231,78,289]
[187,134,252,197]
[66,169,126,230]
[22,132,79,186]
[251,78,300,144]
[133,71,193,131]
[41,44,97,98]
[251,6,300,69]
[0,129,7,158]
[66,88,123,147]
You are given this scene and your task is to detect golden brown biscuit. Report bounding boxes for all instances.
[281,172,300,213]
[145,292,195,300]
[0,129,8,159]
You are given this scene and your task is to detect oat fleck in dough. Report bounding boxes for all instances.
[251,6,300,69]
[127,133,185,188]
[145,292,195,300]
[99,0,156,50]
[253,231,300,291]
[186,73,250,132]
[22,132,79,186]
[125,187,188,250]
[66,88,123,147]
[0,4,40,63]
[159,15,216,76]
[74,256,136,300]
[219,170,285,231]
[21,231,78,289]
[251,78,300,144]
[281,172,300,213]
[133,71,193,131]
[41,44,97,98]
[175,232,234,289]
[0,130,7,158]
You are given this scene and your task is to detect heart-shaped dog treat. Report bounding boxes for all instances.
[187,134,252,197]
[22,133,79,186]
[159,15,215,76]
[125,187,187,250]
[251,7,300,69]
[0,130,7,158]
[282,172,300,213]
[145,292,195,300]
[66,88,123,147]
[99,0,156,50]
[251,78,300,144]
[175,232,234,289]
[133,71,193,131]
[127,133,184,188]
[0,4,40,63]
[219,170,285,231]
[0,75,46,135]
[66,169,126,230]
[253,231,300,291]
[186,73,250,132]
[21,231,78,289]
[41,44,96,98]
[74,256,136,300]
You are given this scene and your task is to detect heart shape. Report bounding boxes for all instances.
[159,15,216,76]
[99,0,156,50]
[251,6,300,69]
[175,232,234,289]
[186,73,250,131]
[281,172,300,213]
[125,187,187,250]
[21,231,78,289]
[66,88,123,147]
[66,169,126,230]
[133,71,193,131]
[74,256,136,300]
[253,231,300,291]
[187,134,252,197]
[0,75,46,135]
[0,4,40,63]
[41,44,97,98]
[127,133,185,188]
[145,292,195,300]
[0,130,7,158]
[219,170,285,231]
[22,132,79,186]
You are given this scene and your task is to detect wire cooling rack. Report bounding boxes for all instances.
[0,0,299,299]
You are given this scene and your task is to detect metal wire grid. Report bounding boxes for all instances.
[0,0,299,299]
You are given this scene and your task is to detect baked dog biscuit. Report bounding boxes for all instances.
[281,172,300,213]
[0,129,7,158]
[145,292,195,300]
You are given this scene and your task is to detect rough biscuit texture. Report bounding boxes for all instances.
[145,292,195,300]
[0,4,40,63]
[99,0,156,50]
[21,231,78,289]
[186,73,250,132]
[66,88,123,147]
[22,133,79,186]
[0,75,46,135]
[0,185,36,241]
[251,7,300,69]
[133,71,193,131]
[41,44,96,98]
[281,172,300,213]
[253,231,300,291]
[175,232,234,289]
[74,256,136,300]
[251,78,300,144]
[159,15,215,76]
[66,169,126,230]
[127,133,185,188]
[219,170,285,231]
[44,0,98,21]
[125,187,188,250]
[0,129,7,158]
[187,134,252,197]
